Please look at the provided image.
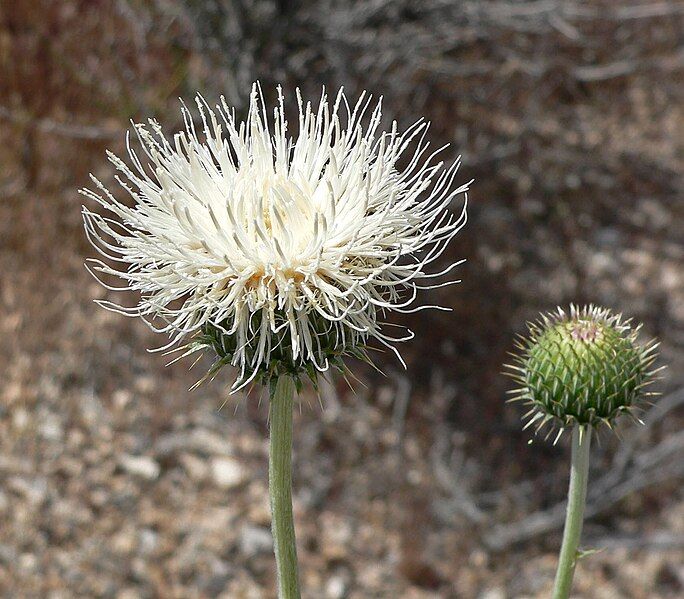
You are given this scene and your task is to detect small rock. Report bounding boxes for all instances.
[156,429,234,457]
[204,559,232,595]
[239,524,272,556]
[320,513,352,561]
[112,389,133,409]
[18,552,37,573]
[210,456,247,488]
[119,455,160,480]
[138,528,158,555]
[112,526,138,554]
[12,408,29,431]
[247,493,271,527]
[39,412,64,441]
[325,574,348,598]
[179,453,209,482]
[134,375,156,394]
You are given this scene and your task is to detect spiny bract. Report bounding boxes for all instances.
[81,84,469,391]
[507,305,659,438]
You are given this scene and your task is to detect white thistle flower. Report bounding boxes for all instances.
[81,84,469,391]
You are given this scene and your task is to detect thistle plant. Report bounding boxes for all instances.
[507,305,659,599]
[81,84,468,598]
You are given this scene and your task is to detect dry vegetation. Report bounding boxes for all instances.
[1,1,683,597]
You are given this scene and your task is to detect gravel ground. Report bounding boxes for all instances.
[1,1,683,597]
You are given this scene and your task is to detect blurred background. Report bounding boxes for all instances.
[1,1,683,597]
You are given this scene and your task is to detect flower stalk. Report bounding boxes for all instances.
[552,425,592,599]
[269,375,301,599]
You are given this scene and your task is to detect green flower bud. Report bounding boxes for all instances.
[506,305,660,438]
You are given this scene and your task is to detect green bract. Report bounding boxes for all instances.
[188,310,370,392]
[507,305,659,437]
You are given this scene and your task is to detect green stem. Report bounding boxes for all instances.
[552,425,592,599]
[268,375,301,599]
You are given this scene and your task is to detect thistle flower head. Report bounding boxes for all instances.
[507,305,659,438]
[81,84,469,390]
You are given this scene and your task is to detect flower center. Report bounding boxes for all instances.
[569,320,603,343]
[241,266,307,290]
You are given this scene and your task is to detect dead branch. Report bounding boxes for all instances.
[483,387,684,551]
[0,106,119,141]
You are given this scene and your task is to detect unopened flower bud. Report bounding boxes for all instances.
[507,305,659,437]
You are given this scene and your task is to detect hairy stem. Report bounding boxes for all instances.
[269,375,301,599]
[552,425,592,599]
